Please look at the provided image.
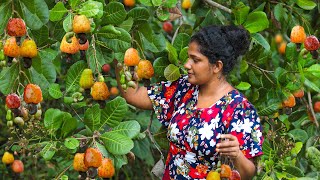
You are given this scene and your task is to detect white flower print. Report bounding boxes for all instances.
[169,123,180,141]
[199,123,214,140]
[209,139,216,147]
[241,118,254,134]
[211,114,220,129]
[185,151,197,163]
[230,119,242,132]
[249,147,260,157]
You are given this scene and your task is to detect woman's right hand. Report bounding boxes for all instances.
[114,59,153,110]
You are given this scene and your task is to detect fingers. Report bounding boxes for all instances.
[216,134,241,159]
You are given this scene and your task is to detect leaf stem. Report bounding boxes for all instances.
[202,0,232,14]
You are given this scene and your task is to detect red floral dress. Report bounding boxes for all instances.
[147,76,264,180]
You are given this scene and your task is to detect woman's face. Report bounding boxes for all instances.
[184,41,216,85]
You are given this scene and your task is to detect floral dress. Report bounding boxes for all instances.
[147,75,264,180]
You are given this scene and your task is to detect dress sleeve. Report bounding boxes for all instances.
[147,77,184,127]
[228,100,264,159]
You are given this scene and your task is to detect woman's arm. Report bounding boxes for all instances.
[216,134,256,180]
[114,61,153,110]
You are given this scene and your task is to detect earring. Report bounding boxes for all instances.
[217,74,222,80]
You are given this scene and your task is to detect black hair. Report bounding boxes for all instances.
[190,25,250,75]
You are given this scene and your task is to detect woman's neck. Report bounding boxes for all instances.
[198,78,232,97]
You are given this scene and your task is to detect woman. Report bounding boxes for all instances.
[117,25,263,180]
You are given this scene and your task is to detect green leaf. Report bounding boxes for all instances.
[164,64,180,82]
[30,25,49,47]
[64,138,80,150]
[63,13,73,32]
[40,142,56,161]
[156,6,170,21]
[243,11,269,33]
[232,2,250,25]
[173,33,190,53]
[128,7,150,22]
[283,164,304,177]
[0,63,19,95]
[152,0,162,6]
[78,1,103,18]
[162,0,177,8]
[29,68,51,99]
[153,57,170,77]
[100,97,128,129]
[179,47,189,65]
[112,120,141,139]
[113,154,128,169]
[166,42,178,65]
[304,78,320,92]
[119,17,134,32]
[99,28,131,53]
[291,142,303,156]
[274,67,287,83]
[235,82,251,91]
[139,0,153,6]
[34,49,58,83]
[60,112,77,138]
[49,83,63,99]
[101,132,134,155]
[274,3,285,22]
[103,2,127,25]
[285,42,298,61]
[296,0,316,10]
[68,0,81,9]
[84,104,101,132]
[95,141,110,158]
[49,2,67,22]
[240,60,248,74]
[251,33,270,51]
[305,64,320,77]
[87,45,113,71]
[98,25,122,39]
[288,129,308,143]
[0,1,12,35]
[20,0,49,30]
[66,61,86,93]
[44,108,63,132]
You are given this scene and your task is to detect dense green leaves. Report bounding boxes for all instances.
[0,63,19,95]
[20,0,49,30]
[0,2,12,35]
[44,108,77,138]
[233,2,250,25]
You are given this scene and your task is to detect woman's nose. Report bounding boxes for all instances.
[184,59,191,69]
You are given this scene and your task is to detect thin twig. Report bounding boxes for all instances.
[55,163,72,180]
[247,62,275,85]
[146,111,164,159]
[307,91,319,128]
[202,0,232,14]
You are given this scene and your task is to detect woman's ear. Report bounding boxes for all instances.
[213,60,223,73]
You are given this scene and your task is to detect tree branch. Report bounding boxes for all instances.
[307,91,319,128]
[202,0,232,14]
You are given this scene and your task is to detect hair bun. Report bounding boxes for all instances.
[222,25,250,57]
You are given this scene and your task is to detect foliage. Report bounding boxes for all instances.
[0,0,319,179]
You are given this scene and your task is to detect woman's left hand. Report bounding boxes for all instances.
[216,134,241,159]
